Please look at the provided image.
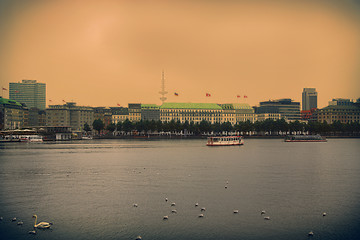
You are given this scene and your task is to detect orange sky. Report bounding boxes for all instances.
[0,0,359,108]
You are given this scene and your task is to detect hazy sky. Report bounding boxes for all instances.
[0,0,359,108]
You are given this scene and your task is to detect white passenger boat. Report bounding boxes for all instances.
[20,135,43,143]
[206,136,244,146]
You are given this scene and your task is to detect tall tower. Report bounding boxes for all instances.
[9,80,46,110]
[302,88,317,111]
[159,71,168,104]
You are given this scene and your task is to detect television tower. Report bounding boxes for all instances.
[159,70,168,104]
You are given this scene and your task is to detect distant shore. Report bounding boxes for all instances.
[95,134,360,140]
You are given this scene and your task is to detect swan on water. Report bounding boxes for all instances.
[17,221,23,225]
[195,203,199,207]
[198,214,204,218]
[233,210,239,214]
[136,236,142,240]
[12,218,17,222]
[163,216,169,220]
[133,203,138,207]
[171,202,176,206]
[264,216,270,220]
[171,209,177,213]
[323,212,327,216]
[165,198,168,202]
[28,230,36,235]
[308,231,314,236]
[201,207,206,212]
[261,210,266,215]
[0,217,3,221]
[33,215,52,229]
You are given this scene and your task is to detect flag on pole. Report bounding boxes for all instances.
[174,92,179,96]
[244,95,248,98]
[237,95,241,98]
[206,93,211,97]
[2,87,7,90]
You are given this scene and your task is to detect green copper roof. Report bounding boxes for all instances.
[0,97,23,107]
[220,104,234,110]
[141,104,160,109]
[232,103,253,110]
[160,102,222,110]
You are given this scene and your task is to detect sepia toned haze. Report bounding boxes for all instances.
[0,0,359,108]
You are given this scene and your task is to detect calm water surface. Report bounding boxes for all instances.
[0,139,359,240]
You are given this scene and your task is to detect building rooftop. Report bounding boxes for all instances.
[0,97,23,107]
[160,102,222,110]
[141,104,160,109]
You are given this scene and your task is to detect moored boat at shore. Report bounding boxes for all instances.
[20,135,43,143]
[206,136,244,146]
[284,134,326,142]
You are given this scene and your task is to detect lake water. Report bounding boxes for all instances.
[0,138,359,240]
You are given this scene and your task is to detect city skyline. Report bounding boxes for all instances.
[1,1,360,108]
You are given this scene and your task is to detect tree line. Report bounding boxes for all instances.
[87,118,360,136]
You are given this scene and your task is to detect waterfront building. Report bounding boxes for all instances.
[0,97,28,130]
[219,104,236,125]
[93,107,112,129]
[233,103,256,123]
[160,102,222,124]
[255,99,300,121]
[129,104,141,122]
[141,104,160,121]
[255,113,282,122]
[302,88,317,111]
[46,102,94,131]
[28,108,46,127]
[315,98,360,124]
[9,80,46,110]
[111,107,129,124]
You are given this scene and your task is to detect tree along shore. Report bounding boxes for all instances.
[91,119,360,137]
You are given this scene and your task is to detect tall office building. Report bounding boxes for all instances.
[302,88,317,111]
[9,80,46,110]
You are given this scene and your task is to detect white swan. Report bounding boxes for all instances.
[163,215,169,220]
[198,214,204,218]
[33,215,52,229]
[233,210,239,214]
[264,216,270,220]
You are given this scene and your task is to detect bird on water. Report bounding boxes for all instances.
[33,215,52,229]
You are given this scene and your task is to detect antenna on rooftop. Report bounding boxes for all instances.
[159,70,168,104]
